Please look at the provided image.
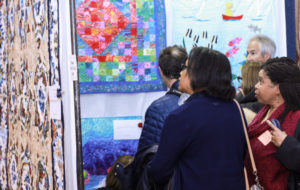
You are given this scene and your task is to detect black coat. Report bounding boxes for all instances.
[150,93,247,190]
[275,120,300,190]
[236,89,263,113]
[97,187,112,190]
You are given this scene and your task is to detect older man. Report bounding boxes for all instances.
[246,34,276,62]
[237,35,276,124]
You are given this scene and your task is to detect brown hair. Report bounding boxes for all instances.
[241,61,263,95]
[106,155,133,190]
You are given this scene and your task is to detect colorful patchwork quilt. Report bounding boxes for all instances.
[75,0,167,93]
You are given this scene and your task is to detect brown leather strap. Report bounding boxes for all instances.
[244,167,249,190]
[233,99,257,172]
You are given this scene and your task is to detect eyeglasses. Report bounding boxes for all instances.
[181,64,189,71]
[237,76,242,83]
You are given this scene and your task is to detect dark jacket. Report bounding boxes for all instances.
[115,145,159,190]
[97,187,112,190]
[236,89,263,113]
[150,92,247,190]
[137,81,181,151]
[275,120,300,190]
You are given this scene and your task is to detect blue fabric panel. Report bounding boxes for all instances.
[285,0,296,61]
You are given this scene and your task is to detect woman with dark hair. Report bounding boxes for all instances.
[244,57,300,190]
[150,47,247,189]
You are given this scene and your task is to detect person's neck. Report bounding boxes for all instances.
[262,96,284,123]
[269,96,284,113]
[164,78,177,89]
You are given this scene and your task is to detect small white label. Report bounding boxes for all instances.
[49,85,62,120]
[70,55,78,81]
[113,120,142,140]
[258,130,272,146]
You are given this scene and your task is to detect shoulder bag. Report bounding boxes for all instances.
[233,99,264,190]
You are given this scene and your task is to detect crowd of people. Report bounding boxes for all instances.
[99,34,300,190]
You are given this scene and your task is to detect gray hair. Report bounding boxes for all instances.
[249,35,276,58]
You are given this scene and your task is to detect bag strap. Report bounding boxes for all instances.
[233,99,263,189]
[233,99,257,172]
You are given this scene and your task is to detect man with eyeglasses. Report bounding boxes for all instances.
[235,35,277,123]
[137,45,187,151]
[246,34,276,62]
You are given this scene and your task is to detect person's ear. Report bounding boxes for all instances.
[159,66,163,76]
[263,53,271,62]
[275,84,280,94]
[159,66,166,79]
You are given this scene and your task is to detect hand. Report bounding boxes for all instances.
[266,120,287,147]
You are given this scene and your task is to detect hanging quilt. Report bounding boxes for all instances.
[76,0,167,93]
[81,116,140,189]
[0,0,65,189]
[167,0,283,88]
[0,0,8,187]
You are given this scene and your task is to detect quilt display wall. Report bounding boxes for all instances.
[78,0,286,189]
[0,0,64,189]
[75,0,167,189]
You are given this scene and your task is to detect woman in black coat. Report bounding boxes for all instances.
[267,120,300,190]
[149,47,247,190]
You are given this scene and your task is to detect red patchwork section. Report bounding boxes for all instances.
[76,0,130,55]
